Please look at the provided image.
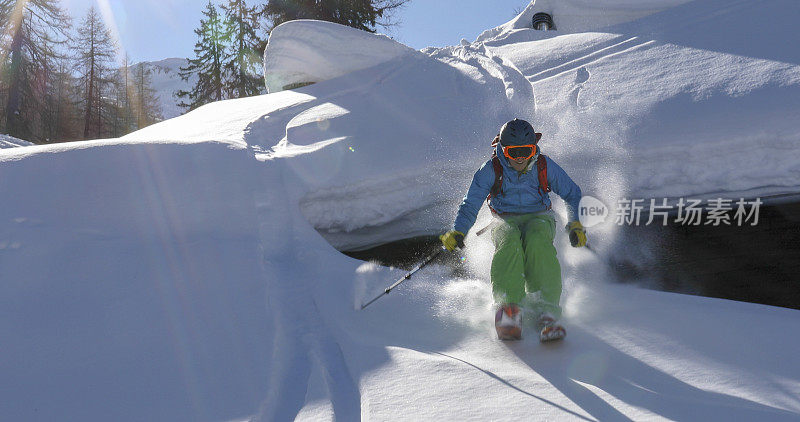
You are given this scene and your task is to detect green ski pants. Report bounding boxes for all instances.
[490,212,562,318]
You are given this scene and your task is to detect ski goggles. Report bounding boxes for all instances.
[502,144,538,160]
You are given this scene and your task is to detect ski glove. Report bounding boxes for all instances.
[440,230,465,251]
[566,221,587,248]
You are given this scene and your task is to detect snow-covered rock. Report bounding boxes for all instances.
[263,20,415,93]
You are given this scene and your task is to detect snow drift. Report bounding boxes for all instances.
[0,133,33,148]
[263,20,415,93]
[2,0,800,421]
[254,0,800,251]
[475,0,695,42]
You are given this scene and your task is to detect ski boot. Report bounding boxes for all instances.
[537,312,566,342]
[495,303,522,341]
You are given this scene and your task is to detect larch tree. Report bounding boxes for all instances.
[73,5,118,139]
[131,62,162,128]
[0,0,71,141]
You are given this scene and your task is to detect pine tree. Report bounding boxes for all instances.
[73,6,118,139]
[0,0,71,141]
[177,1,227,111]
[221,0,264,99]
[262,0,409,33]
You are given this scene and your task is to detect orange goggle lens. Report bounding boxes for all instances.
[502,144,537,160]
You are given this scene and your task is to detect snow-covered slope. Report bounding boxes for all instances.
[2,1,800,421]
[475,0,695,42]
[140,57,193,119]
[256,0,800,251]
[125,57,194,120]
[0,133,33,148]
[477,0,800,203]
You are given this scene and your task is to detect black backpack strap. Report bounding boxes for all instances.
[486,134,504,214]
[489,155,503,198]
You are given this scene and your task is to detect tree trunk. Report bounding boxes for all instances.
[83,19,95,139]
[5,27,25,137]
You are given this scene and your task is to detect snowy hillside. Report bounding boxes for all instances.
[2,0,800,421]
[136,57,193,119]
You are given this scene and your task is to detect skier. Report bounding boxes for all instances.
[440,118,586,341]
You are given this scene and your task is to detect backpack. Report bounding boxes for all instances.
[487,134,550,212]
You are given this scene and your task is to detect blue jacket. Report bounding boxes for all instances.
[453,145,582,235]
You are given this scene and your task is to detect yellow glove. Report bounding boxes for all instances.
[440,230,465,251]
[566,221,587,248]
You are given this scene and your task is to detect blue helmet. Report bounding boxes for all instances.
[499,118,542,146]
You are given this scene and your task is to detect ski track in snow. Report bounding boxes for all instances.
[250,159,365,421]
[241,20,799,419]
[525,37,655,84]
[243,3,800,417]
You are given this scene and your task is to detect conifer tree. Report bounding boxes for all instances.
[221,0,264,98]
[40,56,79,142]
[105,56,162,136]
[120,55,136,135]
[261,0,409,33]
[0,0,71,141]
[131,62,162,128]
[108,62,130,138]
[73,6,118,139]
[0,1,9,127]
[177,1,227,111]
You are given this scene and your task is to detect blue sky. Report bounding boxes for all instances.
[60,0,529,63]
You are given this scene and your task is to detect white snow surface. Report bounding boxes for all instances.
[263,19,415,93]
[475,0,695,42]
[3,1,800,421]
[0,133,33,148]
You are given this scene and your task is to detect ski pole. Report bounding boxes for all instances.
[360,248,444,310]
[475,221,499,237]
